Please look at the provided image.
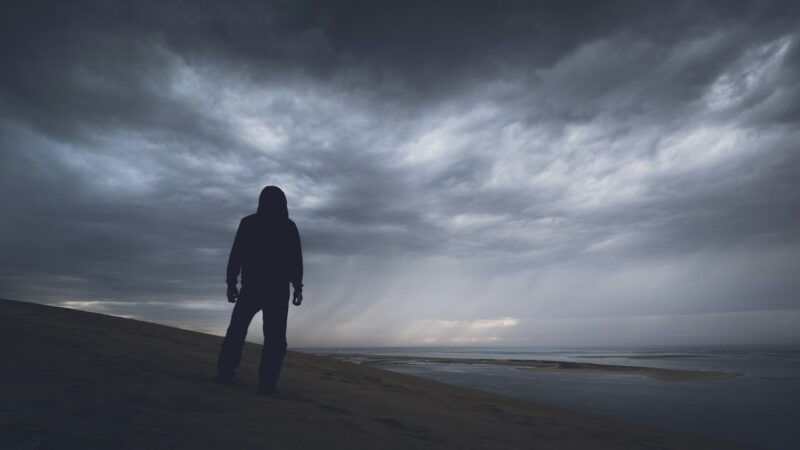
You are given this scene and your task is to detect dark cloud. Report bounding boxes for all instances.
[1,0,799,345]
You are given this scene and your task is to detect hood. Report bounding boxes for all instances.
[257,185,289,220]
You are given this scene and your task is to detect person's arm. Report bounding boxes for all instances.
[226,220,244,302]
[290,221,304,304]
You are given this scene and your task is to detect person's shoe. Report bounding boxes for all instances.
[256,383,279,396]
[213,373,234,385]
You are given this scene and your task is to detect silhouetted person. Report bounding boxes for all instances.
[215,186,303,395]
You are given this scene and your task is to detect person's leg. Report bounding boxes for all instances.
[258,290,290,392]
[216,294,260,382]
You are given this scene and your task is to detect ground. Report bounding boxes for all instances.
[0,299,750,449]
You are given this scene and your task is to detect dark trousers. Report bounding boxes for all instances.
[216,285,290,386]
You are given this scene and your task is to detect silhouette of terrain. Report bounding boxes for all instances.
[0,299,750,449]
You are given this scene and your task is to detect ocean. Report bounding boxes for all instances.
[298,346,800,449]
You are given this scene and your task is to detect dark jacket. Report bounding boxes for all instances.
[226,215,303,291]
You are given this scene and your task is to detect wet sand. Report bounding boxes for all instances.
[0,299,751,449]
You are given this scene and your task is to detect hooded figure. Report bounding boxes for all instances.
[257,185,289,219]
[216,186,303,395]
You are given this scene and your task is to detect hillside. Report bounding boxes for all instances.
[0,299,748,449]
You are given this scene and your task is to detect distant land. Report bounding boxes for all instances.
[0,299,751,449]
[321,353,740,381]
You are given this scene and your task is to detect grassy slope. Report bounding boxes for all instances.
[0,299,749,449]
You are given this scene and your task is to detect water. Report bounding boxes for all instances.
[298,346,800,449]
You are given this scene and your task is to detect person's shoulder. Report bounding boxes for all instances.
[240,214,258,225]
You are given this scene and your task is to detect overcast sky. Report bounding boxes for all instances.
[1,0,799,347]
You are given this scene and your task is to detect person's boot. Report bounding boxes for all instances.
[256,383,279,396]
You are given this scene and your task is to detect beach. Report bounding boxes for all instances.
[0,299,749,449]
[309,346,799,449]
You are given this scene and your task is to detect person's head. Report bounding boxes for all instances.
[257,185,289,220]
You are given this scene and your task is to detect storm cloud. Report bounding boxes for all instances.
[1,0,799,346]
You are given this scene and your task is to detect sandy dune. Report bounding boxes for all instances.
[0,299,750,449]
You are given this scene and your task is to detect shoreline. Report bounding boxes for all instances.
[314,352,741,381]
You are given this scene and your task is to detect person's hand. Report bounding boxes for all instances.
[292,289,303,306]
[227,285,239,303]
